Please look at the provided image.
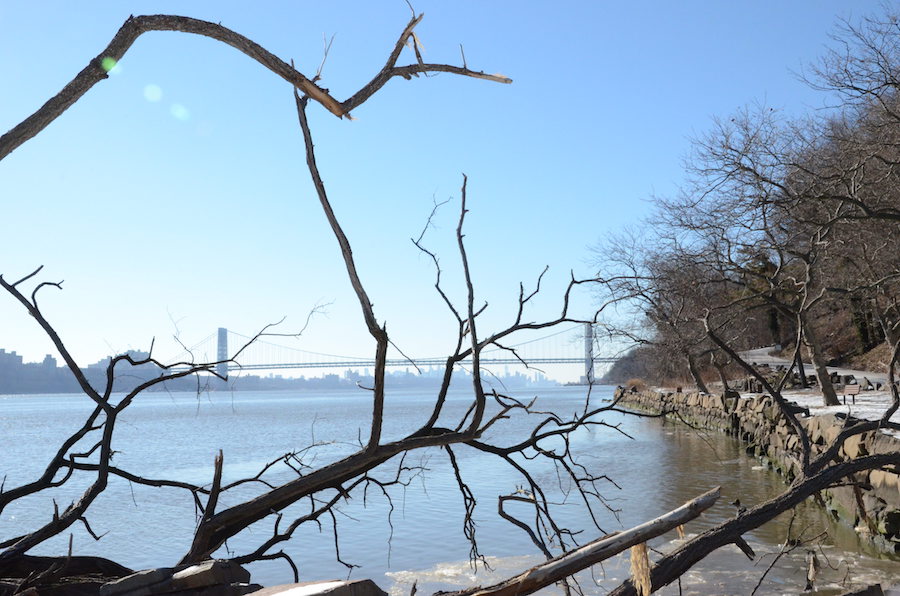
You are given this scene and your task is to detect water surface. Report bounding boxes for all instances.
[1,385,897,594]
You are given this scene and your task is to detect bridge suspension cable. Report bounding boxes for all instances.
[164,333,217,364]
[180,323,614,375]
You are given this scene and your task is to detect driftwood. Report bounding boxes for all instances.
[440,487,720,596]
[0,555,132,580]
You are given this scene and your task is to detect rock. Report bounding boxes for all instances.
[249,579,388,596]
[171,561,251,591]
[863,493,887,517]
[869,433,900,456]
[882,509,900,537]
[870,471,900,509]
[826,486,860,523]
[101,567,175,596]
[817,415,842,447]
[869,470,899,490]
[840,584,885,596]
[176,583,262,595]
[100,561,251,596]
[843,434,869,459]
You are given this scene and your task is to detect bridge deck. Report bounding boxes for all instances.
[223,357,615,371]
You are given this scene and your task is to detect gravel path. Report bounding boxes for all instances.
[738,346,898,434]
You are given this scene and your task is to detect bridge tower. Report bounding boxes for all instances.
[584,322,594,384]
[216,328,228,380]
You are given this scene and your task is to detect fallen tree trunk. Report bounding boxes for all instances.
[439,487,720,596]
[608,453,900,595]
[0,554,132,579]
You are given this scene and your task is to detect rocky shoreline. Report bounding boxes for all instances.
[614,387,900,554]
[0,557,389,596]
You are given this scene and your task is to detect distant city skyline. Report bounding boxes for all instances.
[0,342,556,396]
[0,1,883,384]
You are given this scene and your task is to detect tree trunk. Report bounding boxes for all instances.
[713,359,730,393]
[800,314,840,406]
[445,488,720,596]
[850,295,874,350]
[875,304,898,348]
[686,353,709,393]
[795,348,808,389]
[767,306,781,347]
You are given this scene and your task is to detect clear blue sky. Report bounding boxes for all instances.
[0,1,882,381]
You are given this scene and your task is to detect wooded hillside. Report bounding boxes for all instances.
[598,11,900,397]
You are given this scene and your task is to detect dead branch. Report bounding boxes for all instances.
[0,13,510,162]
[292,90,389,454]
[440,487,720,596]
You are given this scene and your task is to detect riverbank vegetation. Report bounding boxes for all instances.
[591,9,900,593]
[598,10,900,407]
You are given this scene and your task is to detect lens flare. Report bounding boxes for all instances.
[170,104,190,121]
[143,84,162,102]
[100,57,117,72]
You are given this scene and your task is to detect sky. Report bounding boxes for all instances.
[0,1,886,382]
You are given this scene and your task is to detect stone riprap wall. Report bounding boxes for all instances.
[614,388,900,553]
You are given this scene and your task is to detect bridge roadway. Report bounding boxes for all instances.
[223,356,616,371]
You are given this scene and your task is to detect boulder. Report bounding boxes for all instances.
[101,568,172,595]
[171,561,251,591]
[826,486,860,523]
[249,579,388,596]
[809,414,842,446]
[862,493,887,517]
[881,509,900,538]
[843,434,870,459]
[869,471,900,509]
[840,584,885,596]
[869,432,900,456]
[100,561,251,596]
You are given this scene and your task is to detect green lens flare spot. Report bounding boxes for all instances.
[100,57,117,72]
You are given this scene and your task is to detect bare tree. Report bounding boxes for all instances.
[592,9,900,592]
[0,11,714,596]
[650,106,855,405]
[593,225,763,393]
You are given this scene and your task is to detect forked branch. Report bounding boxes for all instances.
[0,13,510,162]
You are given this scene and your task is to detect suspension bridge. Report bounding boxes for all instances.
[168,323,615,382]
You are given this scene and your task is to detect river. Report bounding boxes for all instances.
[1,385,897,595]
